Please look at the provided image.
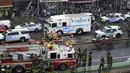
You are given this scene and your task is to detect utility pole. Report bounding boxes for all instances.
[37,0,40,16]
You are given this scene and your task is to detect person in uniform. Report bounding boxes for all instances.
[48,62,54,73]
[88,50,92,66]
[81,52,87,66]
[99,57,105,70]
[106,51,111,69]
[25,65,31,73]
[70,66,76,73]
[78,48,81,62]
[109,55,113,69]
[32,65,40,73]
[5,65,12,73]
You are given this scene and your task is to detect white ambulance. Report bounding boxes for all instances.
[45,13,91,35]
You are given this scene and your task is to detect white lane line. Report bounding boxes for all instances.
[92,55,130,62]
[127,57,130,62]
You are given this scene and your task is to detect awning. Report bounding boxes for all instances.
[40,0,68,2]
[0,0,12,8]
[69,0,96,3]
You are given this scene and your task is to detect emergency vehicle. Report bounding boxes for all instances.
[0,42,76,73]
[45,13,92,36]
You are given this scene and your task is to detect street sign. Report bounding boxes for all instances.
[40,0,68,2]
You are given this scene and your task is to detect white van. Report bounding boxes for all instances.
[0,20,11,28]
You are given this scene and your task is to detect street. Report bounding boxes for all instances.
[26,21,130,67]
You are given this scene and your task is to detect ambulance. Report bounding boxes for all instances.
[45,13,92,36]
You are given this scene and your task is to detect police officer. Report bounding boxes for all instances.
[6,65,12,73]
[99,57,105,70]
[25,65,31,73]
[88,50,92,66]
[81,51,87,66]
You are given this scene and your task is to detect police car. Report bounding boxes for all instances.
[95,26,123,38]
[15,22,42,32]
[0,29,30,42]
[101,13,125,23]
[124,12,130,20]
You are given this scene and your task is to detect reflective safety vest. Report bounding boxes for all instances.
[26,68,31,73]
[6,69,12,73]
[68,40,73,45]
[5,10,8,16]
[32,69,40,73]
[42,69,45,72]
[82,55,86,61]
[0,12,3,17]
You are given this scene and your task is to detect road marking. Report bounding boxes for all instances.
[92,55,130,62]
[127,57,130,62]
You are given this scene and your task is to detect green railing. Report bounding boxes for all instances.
[54,61,130,73]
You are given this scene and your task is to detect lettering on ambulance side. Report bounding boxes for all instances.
[74,18,87,23]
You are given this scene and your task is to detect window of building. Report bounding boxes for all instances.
[50,53,56,59]
[68,54,73,58]
[62,22,66,27]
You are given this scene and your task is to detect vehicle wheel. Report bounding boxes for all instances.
[14,65,24,73]
[106,20,110,24]
[34,28,39,32]
[101,35,106,38]
[57,30,63,36]
[116,33,121,38]
[76,29,83,34]
[20,37,26,42]
[58,63,67,71]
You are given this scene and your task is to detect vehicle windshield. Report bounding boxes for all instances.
[102,28,108,33]
[46,22,52,27]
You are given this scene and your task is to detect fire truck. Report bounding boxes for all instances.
[0,42,76,73]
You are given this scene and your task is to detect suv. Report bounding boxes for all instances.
[2,31,30,42]
[101,13,125,23]
[95,26,123,38]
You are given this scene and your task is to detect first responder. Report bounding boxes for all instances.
[48,31,53,41]
[1,66,5,73]
[0,12,3,18]
[99,57,105,70]
[25,65,31,73]
[5,10,8,17]
[70,66,76,73]
[48,62,54,73]
[6,65,12,73]
[52,31,58,40]
[109,55,113,69]
[47,42,53,50]
[88,50,92,66]
[33,54,39,66]
[32,65,40,73]
[65,38,73,46]
[78,48,81,62]
[106,51,111,69]
[81,51,87,66]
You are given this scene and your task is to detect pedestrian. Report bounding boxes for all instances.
[88,50,92,66]
[106,51,112,69]
[99,57,105,70]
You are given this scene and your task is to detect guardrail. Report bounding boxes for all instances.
[53,61,130,73]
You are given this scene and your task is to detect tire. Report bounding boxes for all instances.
[106,20,110,24]
[34,28,39,32]
[116,33,121,38]
[76,29,83,34]
[14,65,24,73]
[58,63,67,71]
[101,35,106,38]
[20,37,26,42]
[57,30,63,36]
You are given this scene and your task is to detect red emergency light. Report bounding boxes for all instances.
[7,47,29,52]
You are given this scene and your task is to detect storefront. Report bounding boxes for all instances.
[0,0,13,19]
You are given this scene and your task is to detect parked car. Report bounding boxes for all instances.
[15,22,42,32]
[95,26,123,38]
[101,13,125,23]
[1,30,30,42]
[124,12,130,20]
[0,25,7,32]
[0,20,11,28]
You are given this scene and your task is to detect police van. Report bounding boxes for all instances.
[45,13,92,36]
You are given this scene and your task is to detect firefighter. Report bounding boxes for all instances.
[99,57,105,70]
[0,12,3,18]
[48,62,54,73]
[25,65,31,73]
[109,55,113,69]
[1,66,5,73]
[5,10,8,17]
[70,66,76,73]
[65,38,73,46]
[5,65,12,73]
[88,50,92,66]
[78,48,81,62]
[47,42,53,50]
[32,66,39,73]
[81,52,87,66]
[33,54,39,66]
[106,51,111,69]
